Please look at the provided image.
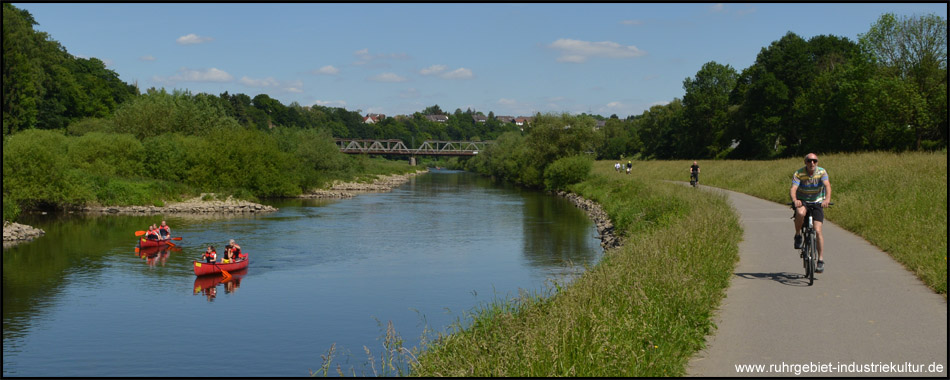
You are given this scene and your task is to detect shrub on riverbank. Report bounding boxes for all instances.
[615,151,947,296]
[2,124,418,221]
[409,173,741,376]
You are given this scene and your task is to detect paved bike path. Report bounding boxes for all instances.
[686,187,947,377]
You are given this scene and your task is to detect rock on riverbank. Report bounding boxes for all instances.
[300,170,429,199]
[76,194,278,214]
[557,191,621,250]
[3,221,45,249]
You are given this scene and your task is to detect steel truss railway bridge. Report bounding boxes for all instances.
[335,139,491,165]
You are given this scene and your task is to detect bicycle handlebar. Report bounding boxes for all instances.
[787,201,834,206]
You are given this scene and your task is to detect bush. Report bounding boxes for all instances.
[2,129,92,210]
[67,132,145,178]
[66,117,115,136]
[543,154,593,191]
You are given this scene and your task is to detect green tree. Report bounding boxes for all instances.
[859,13,948,148]
[681,61,738,158]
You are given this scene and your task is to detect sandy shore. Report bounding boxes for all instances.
[299,169,429,199]
[76,194,278,214]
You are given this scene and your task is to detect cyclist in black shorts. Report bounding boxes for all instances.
[790,153,832,273]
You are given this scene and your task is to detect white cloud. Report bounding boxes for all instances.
[240,76,280,87]
[606,101,624,109]
[154,67,233,83]
[370,72,407,82]
[313,65,340,75]
[354,48,408,66]
[177,33,213,45]
[497,98,518,106]
[313,100,347,107]
[240,77,303,93]
[441,68,473,79]
[420,65,447,75]
[650,100,670,107]
[549,38,646,63]
[421,65,473,79]
[621,19,642,26]
[140,55,156,61]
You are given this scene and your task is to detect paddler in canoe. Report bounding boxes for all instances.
[202,246,217,263]
[222,239,245,263]
[145,224,161,241]
[158,220,171,241]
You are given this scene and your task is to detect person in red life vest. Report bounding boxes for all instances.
[222,244,233,264]
[145,225,160,241]
[158,220,171,241]
[202,246,217,263]
[229,239,243,261]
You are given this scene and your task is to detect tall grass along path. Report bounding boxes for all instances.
[686,188,946,376]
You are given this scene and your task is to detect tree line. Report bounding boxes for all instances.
[2,4,946,219]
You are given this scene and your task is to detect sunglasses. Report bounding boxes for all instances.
[805,159,818,163]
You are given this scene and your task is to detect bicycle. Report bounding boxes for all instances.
[689,172,698,187]
[787,201,832,286]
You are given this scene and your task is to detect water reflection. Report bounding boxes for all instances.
[193,269,247,302]
[136,245,182,267]
[3,171,601,377]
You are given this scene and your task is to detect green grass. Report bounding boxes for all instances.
[620,151,947,296]
[319,151,944,377]
[409,171,741,376]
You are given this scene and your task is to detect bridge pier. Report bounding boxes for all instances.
[409,156,416,166]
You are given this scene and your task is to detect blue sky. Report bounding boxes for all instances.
[14,3,947,118]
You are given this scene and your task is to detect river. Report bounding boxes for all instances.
[2,169,602,376]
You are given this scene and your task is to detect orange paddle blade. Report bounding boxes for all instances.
[134,231,147,236]
[165,241,176,247]
[171,237,183,240]
[221,270,232,280]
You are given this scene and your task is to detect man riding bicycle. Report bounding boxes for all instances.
[689,161,700,184]
[790,153,832,273]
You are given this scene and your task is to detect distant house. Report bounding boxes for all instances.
[426,115,449,123]
[473,114,488,123]
[595,120,606,130]
[514,116,534,126]
[495,116,515,124]
[363,113,386,124]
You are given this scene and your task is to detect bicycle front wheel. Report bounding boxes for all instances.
[807,232,817,285]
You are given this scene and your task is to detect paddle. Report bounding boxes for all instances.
[135,231,146,236]
[171,237,182,240]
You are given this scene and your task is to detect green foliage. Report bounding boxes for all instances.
[2,4,137,136]
[67,132,145,178]
[543,155,593,191]
[111,88,240,139]
[2,129,93,210]
[66,117,115,136]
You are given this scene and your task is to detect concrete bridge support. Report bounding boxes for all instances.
[409,156,416,166]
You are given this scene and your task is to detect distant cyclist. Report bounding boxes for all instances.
[790,153,832,273]
[689,161,700,184]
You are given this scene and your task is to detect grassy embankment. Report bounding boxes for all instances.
[629,151,947,296]
[409,167,742,376]
[407,151,945,377]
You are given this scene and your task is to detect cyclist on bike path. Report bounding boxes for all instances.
[790,153,832,273]
[689,161,700,182]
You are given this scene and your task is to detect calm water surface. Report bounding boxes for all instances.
[2,170,601,376]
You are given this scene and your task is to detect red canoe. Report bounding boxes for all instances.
[193,255,249,276]
[138,238,172,248]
